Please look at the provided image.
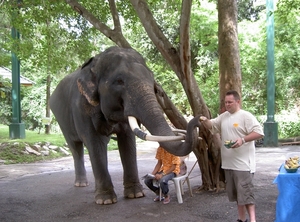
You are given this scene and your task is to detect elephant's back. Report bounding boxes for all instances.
[50,69,81,115]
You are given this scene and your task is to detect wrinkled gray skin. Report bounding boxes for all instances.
[50,46,201,205]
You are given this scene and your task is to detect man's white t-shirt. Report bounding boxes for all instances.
[210,109,264,173]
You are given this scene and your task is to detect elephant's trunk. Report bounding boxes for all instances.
[129,115,201,156]
[156,116,201,156]
[125,83,201,156]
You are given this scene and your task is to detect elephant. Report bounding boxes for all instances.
[49,46,201,205]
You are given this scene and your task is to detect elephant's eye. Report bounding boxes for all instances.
[114,78,124,85]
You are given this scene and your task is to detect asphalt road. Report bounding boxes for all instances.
[0,141,299,222]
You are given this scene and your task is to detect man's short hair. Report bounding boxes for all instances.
[226,90,240,101]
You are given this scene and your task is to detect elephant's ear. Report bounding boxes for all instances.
[81,57,94,69]
[77,58,99,107]
[77,78,99,106]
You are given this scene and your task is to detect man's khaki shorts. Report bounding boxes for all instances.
[224,169,255,205]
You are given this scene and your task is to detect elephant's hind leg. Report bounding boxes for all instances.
[68,141,89,187]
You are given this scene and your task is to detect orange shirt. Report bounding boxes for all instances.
[155,146,181,175]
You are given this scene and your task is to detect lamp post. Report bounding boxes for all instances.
[263,0,278,146]
[9,0,25,139]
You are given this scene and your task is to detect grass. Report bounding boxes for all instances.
[0,124,68,164]
[0,124,67,146]
[0,142,63,164]
[0,124,118,164]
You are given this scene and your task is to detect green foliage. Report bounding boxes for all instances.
[279,121,300,138]
[0,65,48,131]
[1,0,300,139]
[277,0,300,23]
[1,0,102,73]
[237,0,265,22]
[257,108,300,139]
[274,8,300,112]
[0,3,12,67]
[21,85,47,130]
[191,2,219,116]
[0,75,13,125]
[276,109,300,139]
[238,17,267,115]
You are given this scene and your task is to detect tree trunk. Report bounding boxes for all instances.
[45,18,51,134]
[218,0,242,112]
[45,73,51,134]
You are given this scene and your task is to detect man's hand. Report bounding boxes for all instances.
[231,138,246,148]
[199,116,207,122]
[155,173,163,180]
[199,116,212,130]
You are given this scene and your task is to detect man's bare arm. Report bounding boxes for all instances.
[199,116,213,130]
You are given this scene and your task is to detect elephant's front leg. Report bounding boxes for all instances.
[87,136,117,205]
[117,130,144,199]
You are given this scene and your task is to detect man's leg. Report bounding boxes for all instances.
[237,204,247,221]
[246,204,256,222]
[144,178,158,193]
[159,173,175,196]
[234,171,255,222]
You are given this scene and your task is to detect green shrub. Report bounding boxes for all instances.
[257,109,300,139]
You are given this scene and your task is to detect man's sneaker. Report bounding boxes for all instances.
[163,195,170,204]
[153,196,164,202]
[237,219,248,222]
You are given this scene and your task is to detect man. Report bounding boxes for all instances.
[144,146,181,204]
[200,90,264,222]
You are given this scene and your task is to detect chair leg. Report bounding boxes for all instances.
[159,186,162,201]
[180,179,184,195]
[173,179,183,204]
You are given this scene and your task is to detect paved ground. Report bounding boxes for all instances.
[0,141,299,222]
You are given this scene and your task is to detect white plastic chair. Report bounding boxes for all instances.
[159,162,194,204]
[172,172,193,204]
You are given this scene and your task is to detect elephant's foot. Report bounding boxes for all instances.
[74,175,89,187]
[124,183,145,199]
[95,190,118,205]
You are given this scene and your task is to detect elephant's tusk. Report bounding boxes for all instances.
[127,116,185,142]
[171,127,187,134]
[172,126,202,140]
[172,128,202,140]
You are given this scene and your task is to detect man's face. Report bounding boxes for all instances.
[224,95,240,114]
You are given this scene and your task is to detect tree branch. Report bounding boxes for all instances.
[179,0,209,117]
[65,0,131,48]
[179,0,192,77]
[154,82,187,129]
[129,0,182,75]
[108,0,122,34]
